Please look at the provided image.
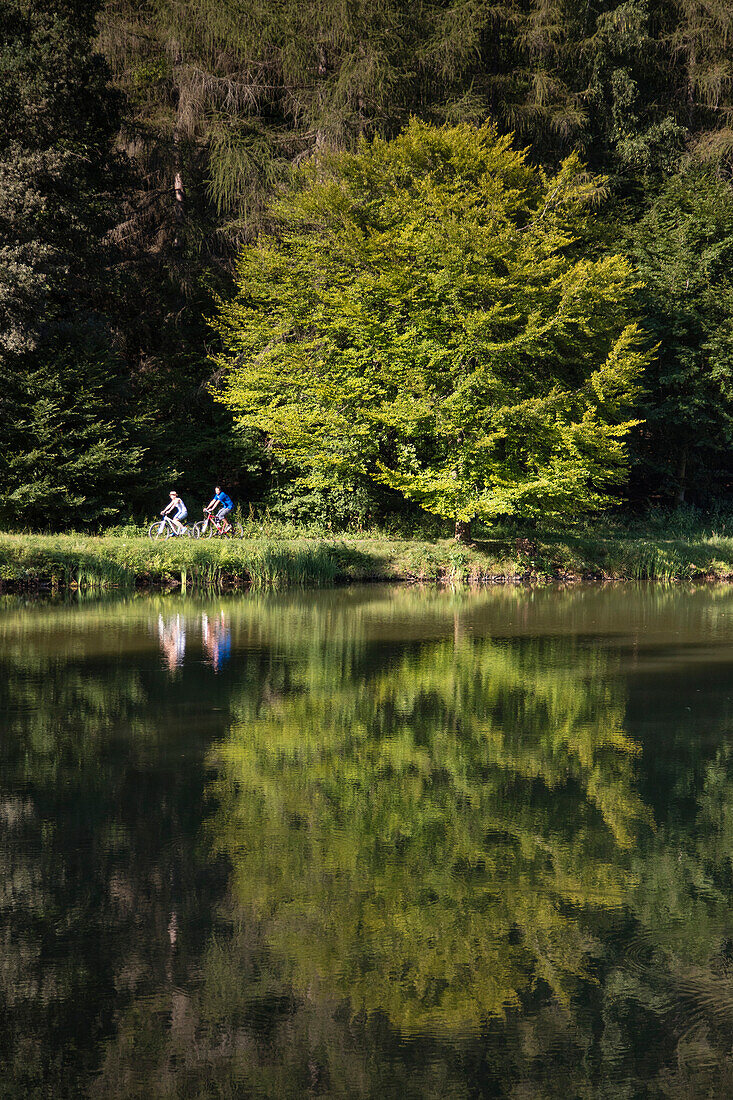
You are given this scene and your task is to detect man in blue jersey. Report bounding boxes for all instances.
[206,486,234,532]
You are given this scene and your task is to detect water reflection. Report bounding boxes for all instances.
[155,610,232,673]
[1,586,733,1096]
[201,611,231,672]
[157,612,186,672]
[210,631,647,1038]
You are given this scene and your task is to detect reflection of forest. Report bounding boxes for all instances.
[0,632,229,1098]
[1,588,733,1096]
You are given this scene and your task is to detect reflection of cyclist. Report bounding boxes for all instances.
[202,611,231,672]
[161,491,188,534]
[205,486,234,532]
[158,614,186,672]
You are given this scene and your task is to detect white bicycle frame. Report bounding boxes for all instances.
[157,515,188,537]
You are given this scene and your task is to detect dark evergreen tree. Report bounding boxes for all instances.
[0,0,144,528]
[630,171,733,503]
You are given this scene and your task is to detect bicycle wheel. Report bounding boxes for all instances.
[192,521,205,539]
[148,520,169,540]
[232,524,244,538]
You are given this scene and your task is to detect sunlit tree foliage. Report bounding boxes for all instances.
[215,120,650,536]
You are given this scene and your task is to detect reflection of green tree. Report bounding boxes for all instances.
[81,735,733,1099]
[211,633,649,1035]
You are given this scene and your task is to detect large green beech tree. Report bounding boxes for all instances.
[214,120,650,538]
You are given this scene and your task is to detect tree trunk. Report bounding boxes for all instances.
[314,47,328,150]
[454,518,472,542]
[170,39,185,236]
[675,443,688,505]
[173,166,185,222]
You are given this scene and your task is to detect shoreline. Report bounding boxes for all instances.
[2,531,733,593]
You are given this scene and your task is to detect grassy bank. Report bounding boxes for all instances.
[3,524,733,592]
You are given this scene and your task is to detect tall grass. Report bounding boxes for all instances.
[0,534,341,592]
[618,544,693,582]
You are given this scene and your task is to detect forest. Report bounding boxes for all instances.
[3,0,733,534]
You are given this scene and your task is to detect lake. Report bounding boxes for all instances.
[1,584,732,1097]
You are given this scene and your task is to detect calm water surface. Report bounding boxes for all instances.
[1,584,733,1098]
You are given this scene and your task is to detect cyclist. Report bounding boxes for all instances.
[161,490,188,534]
[205,486,234,533]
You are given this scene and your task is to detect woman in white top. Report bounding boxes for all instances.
[161,491,188,534]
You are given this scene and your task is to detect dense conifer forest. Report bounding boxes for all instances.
[3,0,733,531]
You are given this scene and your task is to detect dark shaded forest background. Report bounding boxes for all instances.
[2,0,733,530]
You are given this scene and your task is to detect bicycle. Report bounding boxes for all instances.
[192,508,243,539]
[147,515,193,540]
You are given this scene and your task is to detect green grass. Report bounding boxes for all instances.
[0,533,341,592]
[3,519,733,592]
